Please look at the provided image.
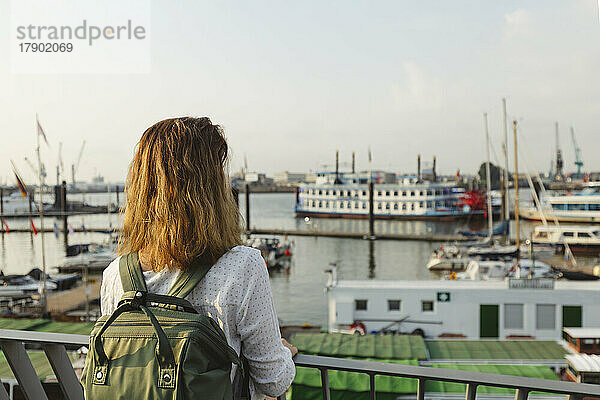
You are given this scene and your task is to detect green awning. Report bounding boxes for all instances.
[426,340,567,360]
[291,333,428,360]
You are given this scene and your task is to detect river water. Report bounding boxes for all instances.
[0,191,541,326]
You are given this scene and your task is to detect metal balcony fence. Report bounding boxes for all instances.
[1,328,599,400]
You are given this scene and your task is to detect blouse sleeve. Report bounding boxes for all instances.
[100,257,123,316]
[235,249,295,397]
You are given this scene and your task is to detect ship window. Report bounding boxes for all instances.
[422,301,434,312]
[355,299,368,311]
[402,204,407,211]
[385,191,390,196]
[394,203,398,210]
[589,204,600,211]
[362,203,367,209]
[579,232,591,238]
[563,232,575,237]
[362,191,367,196]
[394,191,398,196]
[385,203,390,210]
[402,191,407,197]
[552,204,565,210]
[536,304,555,330]
[410,191,415,196]
[504,304,524,329]
[388,300,401,311]
[354,202,359,209]
[568,204,585,211]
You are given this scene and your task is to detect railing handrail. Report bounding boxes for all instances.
[1,329,599,400]
[294,354,600,396]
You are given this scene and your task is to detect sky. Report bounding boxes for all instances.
[0,0,599,184]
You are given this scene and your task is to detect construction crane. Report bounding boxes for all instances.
[71,140,86,185]
[24,156,46,181]
[56,142,64,186]
[570,127,584,179]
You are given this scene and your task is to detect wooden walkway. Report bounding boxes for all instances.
[47,281,102,314]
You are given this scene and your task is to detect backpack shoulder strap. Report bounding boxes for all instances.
[166,263,211,299]
[118,252,148,292]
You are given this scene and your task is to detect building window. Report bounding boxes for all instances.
[388,300,401,311]
[325,190,329,195]
[410,191,415,197]
[411,203,415,211]
[402,204,407,211]
[422,301,434,312]
[312,201,316,207]
[419,202,424,208]
[419,191,424,196]
[378,191,382,196]
[325,201,329,207]
[385,203,390,210]
[536,304,555,330]
[318,190,322,195]
[427,190,432,196]
[355,299,368,311]
[504,304,524,329]
[354,202,359,209]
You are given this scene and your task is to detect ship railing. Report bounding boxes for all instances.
[1,329,600,400]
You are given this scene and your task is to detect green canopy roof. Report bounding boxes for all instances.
[0,318,94,335]
[426,340,567,360]
[291,333,428,360]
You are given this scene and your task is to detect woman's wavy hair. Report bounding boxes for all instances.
[119,117,242,271]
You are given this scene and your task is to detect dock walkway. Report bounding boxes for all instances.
[47,281,101,314]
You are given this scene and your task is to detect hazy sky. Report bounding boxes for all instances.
[1,0,598,184]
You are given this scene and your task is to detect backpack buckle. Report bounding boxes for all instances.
[130,291,146,308]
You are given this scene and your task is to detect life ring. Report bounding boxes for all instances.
[350,321,366,335]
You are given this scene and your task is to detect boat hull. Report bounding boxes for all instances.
[520,208,600,223]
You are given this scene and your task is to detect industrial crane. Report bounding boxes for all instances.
[71,140,86,185]
[570,127,584,180]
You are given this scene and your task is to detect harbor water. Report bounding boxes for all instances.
[1,191,543,326]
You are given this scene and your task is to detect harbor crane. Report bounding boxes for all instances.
[570,127,583,179]
[71,140,86,185]
[24,156,46,182]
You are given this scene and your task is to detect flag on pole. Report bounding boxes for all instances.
[36,114,49,146]
[30,218,38,235]
[53,222,59,238]
[1,219,9,234]
[68,223,74,235]
[12,168,28,198]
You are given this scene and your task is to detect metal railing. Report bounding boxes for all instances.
[1,329,600,400]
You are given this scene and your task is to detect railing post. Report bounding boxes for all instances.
[417,378,426,400]
[0,340,49,400]
[43,343,84,400]
[320,368,331,400]
[514,388,529,400]
[369,373,375,400]
[0,380,10,400]
[465,383,478,400]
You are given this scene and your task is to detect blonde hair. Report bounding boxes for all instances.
[119,117,241,271]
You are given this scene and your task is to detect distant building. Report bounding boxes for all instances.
[244,172,273,185]
[274,171,307,184]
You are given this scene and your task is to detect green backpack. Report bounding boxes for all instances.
[81,252,245,399]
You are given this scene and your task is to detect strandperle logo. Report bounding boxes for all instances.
[15,20,146,46]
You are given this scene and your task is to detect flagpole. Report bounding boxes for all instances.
[36,114,47,316]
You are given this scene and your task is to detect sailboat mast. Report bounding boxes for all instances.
[513,120,520,261]
[484,113,493,239]
[35,114,47,314]
[502,98,510,222]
